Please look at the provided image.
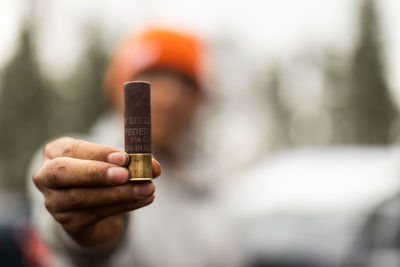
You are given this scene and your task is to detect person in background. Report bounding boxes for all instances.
[28,27,240,267]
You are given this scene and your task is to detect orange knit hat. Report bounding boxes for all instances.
[104,27,206,106]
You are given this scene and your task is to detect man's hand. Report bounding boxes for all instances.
[33,137,161,247]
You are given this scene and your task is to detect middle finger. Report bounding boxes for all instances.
[46,182,155,212]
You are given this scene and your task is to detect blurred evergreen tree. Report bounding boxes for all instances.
[0,23,53,188]
[323,49,351,143]
[48,26,108,135]
[327,0,397,144]
[78,27,108,127]
[0,22,108,188]
[264,65,291,150]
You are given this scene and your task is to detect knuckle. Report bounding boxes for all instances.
[43,143,51,157]
[44,137,80,159]
[32,170,42,188]
[61,138,81,157]
[57,137,76,147]
[45,158,67,187]
[43,141,56,157]
[58,214,90,235]
[66,189,84,209]
[64,223,84,235]
[53,212,72,225]
[44,198,54,212]
[44,137,71,155]
[43,190,61,213]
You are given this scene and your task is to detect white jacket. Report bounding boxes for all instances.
[27,113,241,267]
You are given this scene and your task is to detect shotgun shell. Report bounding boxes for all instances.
[124,81,153,181]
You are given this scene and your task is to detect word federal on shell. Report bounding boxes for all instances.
[124,81,153,181]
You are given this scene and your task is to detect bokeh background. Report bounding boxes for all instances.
[1,0,400,208]
[2,1,400,265]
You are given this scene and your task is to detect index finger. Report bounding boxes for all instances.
[34,157,127,189]
[43,137,126,163]
[35,157,160,189]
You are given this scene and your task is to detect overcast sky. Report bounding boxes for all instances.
[1,0,400,95]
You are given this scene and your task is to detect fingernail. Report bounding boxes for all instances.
[133,182,155,198]
[107,167,129,184]
[108,152,129,166]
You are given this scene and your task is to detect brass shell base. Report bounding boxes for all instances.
[128,153,153,181]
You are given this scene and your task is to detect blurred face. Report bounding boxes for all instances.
[117,69,202,154]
